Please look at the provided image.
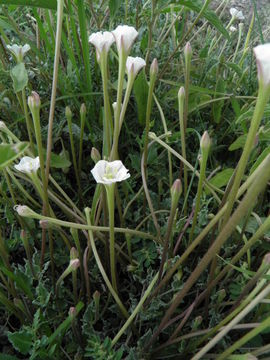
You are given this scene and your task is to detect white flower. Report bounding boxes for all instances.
[89,31,115,61]
[126,56,146,77]
[6,44,30,62]
[14,156,40,174]
[254,43,270,86]
[91,160,130,185]
[230,8,245,20]
[112,25,138,54]
[229,26,237,32]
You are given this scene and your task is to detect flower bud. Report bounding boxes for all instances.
[69,306,77,319]
[150,58,158,78]
[91,147,101,164]
[70,247,79,260]
[200,131,211,156]
[65,106,72,120]
[14,205,38,218]
[184,42,192,58]
[262,253,270,265]
[0,121,8,131]
[80,103,86,116]
[170,179,182,209]
[178,86,185,100]
[28,91,41,113]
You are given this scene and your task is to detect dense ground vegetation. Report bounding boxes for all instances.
[0,0,270,359]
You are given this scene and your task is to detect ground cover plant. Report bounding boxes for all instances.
[0,0,270,358]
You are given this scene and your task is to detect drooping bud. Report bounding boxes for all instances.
[14,205,38,218]
[200,131,211,157]
[91,147,101,164]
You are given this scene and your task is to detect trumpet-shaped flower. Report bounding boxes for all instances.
[14,156,40,174]
[89,31,115,61]
[112,25,138,54]
[126,56,146,78]
[91,160,130,185]
[254,43,270,87]
[7,44,30,62]
[229,8,245,20]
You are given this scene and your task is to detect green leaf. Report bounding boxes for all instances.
[229,134,247,151]
[10,63,28,93]
[212,77,225,123]
[133,72,148,125]
[8,330,32,355]
[206,168,234,194]
[50,151,71,169]
[109,0,121,18]
[0,142,29,170]
[250,147,270,174]
[0,355,20,360]
[0,0,57,9]
[161,0,229,39]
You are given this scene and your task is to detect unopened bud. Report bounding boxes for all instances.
[0,121,7,130]
[217,289,226,304]
[14,205,37,218]
[184,42,192,58]
[28,91,41,113]
[80,103,86,116]
[193,316,203,329]
[171,179,182,209]
[39,220,49,229]
[150,58,158,78]
[200,131,211,156]
[69,306,77,318]
[91,147,101,164]
[65,106,72,120]
[70,247,78,260]
[178,86,185,100]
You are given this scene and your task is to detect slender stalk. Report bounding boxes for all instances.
[84,208,129,318]
[66,107,81,195]
[21,89,34,153]
[222,85,270,226]
[105,184,117,292]
[178,88,187,213]
[147,155,270,347]
[45,0,64,187]
[110,51,127,160]
[112,271,159,346]
[78,104,86,179]
[100,55,113,156]
[217,287,270,360]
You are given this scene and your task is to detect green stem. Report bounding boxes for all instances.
[85,208,129,318]
[178,89,187,214]
[21,89,34,153]
[78,105,86,179]
[110,51,127,160]
[105,184,117,292]
[45,0,64,187]
[217,286,270,360]
[100,55,113,157]
[189,153,208,243]
[222,85,270,225]
[112,271,159,346]
[147,154,270,347]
